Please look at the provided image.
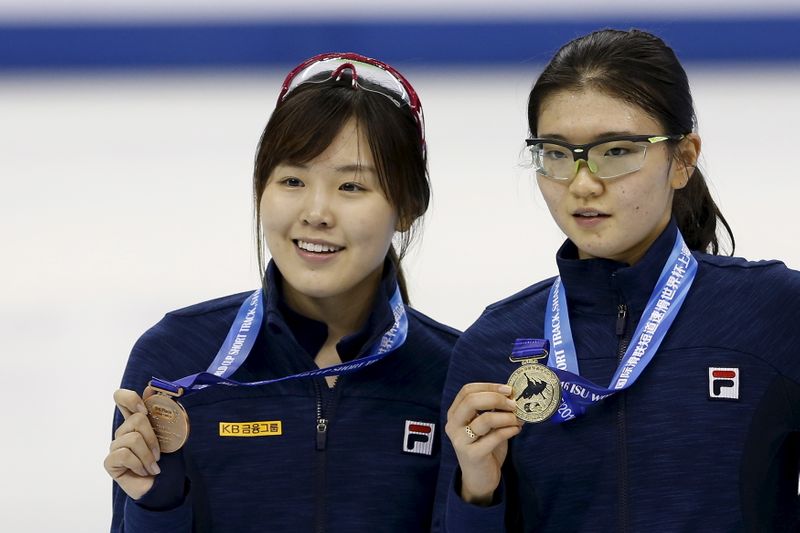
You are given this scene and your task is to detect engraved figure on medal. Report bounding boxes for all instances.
[507,363,561,423]
[143,385,190,453]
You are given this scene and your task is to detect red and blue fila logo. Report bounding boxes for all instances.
[708,367,739,400]
[403,420,435,456]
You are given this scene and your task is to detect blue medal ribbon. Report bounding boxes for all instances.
[515,232,697,423]
[509,338,550,361]
[150,285,408,395]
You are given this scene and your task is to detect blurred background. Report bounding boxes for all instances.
[1,1,799,530]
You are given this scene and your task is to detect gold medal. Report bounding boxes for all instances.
[507,355,561,424]
[143,385,190,453]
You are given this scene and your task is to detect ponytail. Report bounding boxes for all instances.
[672,168,735,255]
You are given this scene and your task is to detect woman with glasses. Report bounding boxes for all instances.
[437,29,800,532]
[104,53,458,532]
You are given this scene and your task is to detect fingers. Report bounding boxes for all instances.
[460,421,522,450]
[103,443,157,501]
[446,382,522,447]
[448,383,513,416]
[114,412,161,462]
[448,382,517,428]
[466,410,520,440]
[106,432,161,477]
[105,389,164,499]
[106,410,162,483]
[114,389,148,420]
[447,383,515,422]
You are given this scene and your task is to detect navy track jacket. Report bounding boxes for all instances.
[111,262,459,532]
[436,222,800,532]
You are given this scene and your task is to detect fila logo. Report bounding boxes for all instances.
[708,367,739,400]
[403,420,435,456]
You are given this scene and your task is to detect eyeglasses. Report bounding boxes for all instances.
[278,52,425,149]
[525,134,685,181]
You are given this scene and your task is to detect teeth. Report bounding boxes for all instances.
[579,212,599,217]
[297,240,340,253]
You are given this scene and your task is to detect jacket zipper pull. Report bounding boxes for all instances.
[316,418,328,451]
[616,304,627,336]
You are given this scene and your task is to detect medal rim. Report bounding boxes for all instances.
[507,363,561,424]
[143,389,190,453]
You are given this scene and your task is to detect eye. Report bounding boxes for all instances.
[603,146,631,157]
[279,176,304,187]
[339,182,366,192]
[545,150,568,160]
[540,144,570,161]
[598,141,643,158]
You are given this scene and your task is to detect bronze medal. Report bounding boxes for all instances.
[507,362,561,423]
[143,386,190,453]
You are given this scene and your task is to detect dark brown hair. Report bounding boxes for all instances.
[528,28,734,254]
[253,74,429,302]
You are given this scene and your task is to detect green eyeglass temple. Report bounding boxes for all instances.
[525,133,685,180]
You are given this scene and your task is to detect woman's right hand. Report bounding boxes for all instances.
[103,389,162,500]
[445,382,522,506]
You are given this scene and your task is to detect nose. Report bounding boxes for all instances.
[568,159,604,198]
[301,187,334,227]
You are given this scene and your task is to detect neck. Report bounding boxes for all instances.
[282,268,383,342]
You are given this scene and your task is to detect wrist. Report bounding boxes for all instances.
[461,487,495,506]
[134,451,188,511]
[458,470,500,507]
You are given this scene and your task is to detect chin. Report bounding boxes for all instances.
[574,242,619,262]
[288,280,338,299]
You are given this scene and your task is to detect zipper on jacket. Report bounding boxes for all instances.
[616,304,627,336]
[313,378,344,533]
[315,392,328,451]
[616,302,631,533]
[314,380,330,533]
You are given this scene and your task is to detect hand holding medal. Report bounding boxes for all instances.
[444,382,522,506]
[103,389,164,500]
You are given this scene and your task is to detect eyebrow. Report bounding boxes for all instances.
[334,164,377,174]
[281,162,377,174]
[537,131,638,141]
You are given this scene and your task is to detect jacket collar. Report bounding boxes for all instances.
[555,221,679,315]
[262,259,398,361]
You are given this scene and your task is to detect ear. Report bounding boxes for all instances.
[670,133,701,190]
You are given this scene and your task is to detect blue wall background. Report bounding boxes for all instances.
[2,16,800,70]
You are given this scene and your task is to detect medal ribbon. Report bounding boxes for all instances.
[150,285,408,395]
[540,232,697,422]
[509,338,550,361]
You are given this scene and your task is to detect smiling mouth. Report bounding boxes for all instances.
[295,240,343,254]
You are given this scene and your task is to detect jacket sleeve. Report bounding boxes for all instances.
[443,471,508,532]
[431,320,522,533]
[110,320,194,533]
[119,491,193,533]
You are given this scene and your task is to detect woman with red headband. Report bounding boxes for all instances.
[104,53,458,532]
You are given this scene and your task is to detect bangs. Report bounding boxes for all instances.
[261,85,357,169]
